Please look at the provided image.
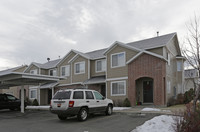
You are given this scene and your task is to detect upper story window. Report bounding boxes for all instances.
[49,69,56,76]
[96,59,106,72]
[111,52,125,68]
[60,65,70,77]
[74,61,85,74]
[30,69,37,74]
[177,61,182,71]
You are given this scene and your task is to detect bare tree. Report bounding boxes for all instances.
[182,15,200,112]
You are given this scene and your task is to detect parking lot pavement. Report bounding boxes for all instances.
[0,110,157,132]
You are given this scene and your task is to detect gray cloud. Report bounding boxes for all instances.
[0,0,200,70]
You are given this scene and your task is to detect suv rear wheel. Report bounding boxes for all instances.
[105,104,113,115]
[57,115,67,120]
[77,108,88,121]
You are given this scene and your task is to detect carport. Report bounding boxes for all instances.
[0,72,62,113]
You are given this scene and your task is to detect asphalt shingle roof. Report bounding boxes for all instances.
[84,32,176,59]
[0,65,26,75]
[127,32,176,49]
[32,59,61,69]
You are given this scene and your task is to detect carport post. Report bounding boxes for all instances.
[21,85,24,113]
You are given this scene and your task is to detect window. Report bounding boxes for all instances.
[73,91,84,99]
[49,69,56,76]
[167,81,171,94]
[111,81,126,96]
[177,61,182,71]
[75,61,85,74]
[53,91,71,99]
[96,59,106,72]
[111,52,125,68]
[60,65,70,77]
[7,95,16,100]
[30,89,37,99]
[30,69,37,74]
[85,91,94,99]
[93,91,104,100]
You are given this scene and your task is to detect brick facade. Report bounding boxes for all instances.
[128,53,166,106]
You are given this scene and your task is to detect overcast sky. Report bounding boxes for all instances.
[0,0,200,70]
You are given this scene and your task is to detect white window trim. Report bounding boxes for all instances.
[111,52,126,68]
[111,80,126,96]
[74,61,85,75]
[49,69,57,76]
[30,69,37,74]
[167,52,170,65]
[29,89,37,99]
[95,59,106,73]
[60,65,70,77]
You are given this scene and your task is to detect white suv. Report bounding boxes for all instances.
[50,89,113,121]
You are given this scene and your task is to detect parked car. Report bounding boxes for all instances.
[50,89,113,121]
[0,93,27,110]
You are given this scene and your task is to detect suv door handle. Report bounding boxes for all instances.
[86,101,90,103]
[97,101,99,102]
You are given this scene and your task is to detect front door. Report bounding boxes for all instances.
[143,81,153,103]
[101,84,106,97]
[48,89,52,104]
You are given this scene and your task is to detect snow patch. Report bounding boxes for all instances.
[141,108,161,112]
[113,107,131,110]
[26,106,50,110]
[132,115,176,132]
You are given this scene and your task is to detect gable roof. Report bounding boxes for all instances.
[127,32,176,49]
[85,48,107,60]
[0,65,27,76]
[24,59,61,73]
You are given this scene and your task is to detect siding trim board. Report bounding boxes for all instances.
[106,77,128,81]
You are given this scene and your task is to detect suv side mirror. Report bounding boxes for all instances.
[102,97,105,100]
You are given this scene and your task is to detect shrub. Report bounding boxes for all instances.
[25,97,32,105]
[184,89,195,104]
[176,94,184,104]
[167,97,177,107]
[123,98,131,107]
[32,99,39,106]
[174,103,200,132]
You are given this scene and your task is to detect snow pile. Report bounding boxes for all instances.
[26,106,50,110]
[131,115,176,132]
[141,108,161,112]
[113,107,131,110]
[141,108,171,113]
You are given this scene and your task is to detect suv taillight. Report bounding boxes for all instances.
[68,101,74,107]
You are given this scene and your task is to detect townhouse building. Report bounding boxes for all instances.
[1,32,185,106]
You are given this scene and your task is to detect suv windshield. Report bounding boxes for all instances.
[53,91,71,99]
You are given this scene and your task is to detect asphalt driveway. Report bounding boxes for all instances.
[0,110,157,132]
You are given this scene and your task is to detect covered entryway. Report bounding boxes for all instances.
[136,77,153,104]
[0,72,62,113]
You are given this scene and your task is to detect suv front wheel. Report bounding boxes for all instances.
[77,108,88,121]
[105,104,113,115]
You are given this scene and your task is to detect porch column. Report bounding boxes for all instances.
[52,87,54,98]
[20,85,24,113]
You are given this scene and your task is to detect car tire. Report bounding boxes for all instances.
[105,104,113,115]
[9,108,15,111]
[77,108,88,121]
[57,115,67,120]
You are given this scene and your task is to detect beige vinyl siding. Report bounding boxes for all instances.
[106,79,128,101]
[107,45,138,79]
[165,38,184,100]
[90,60,106,77]
[13,66,27,73]
[72,56,88,83]
[147,47,163,56]
[40,69,48,75]
[25,65,39,74]
[58,51,76,84]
